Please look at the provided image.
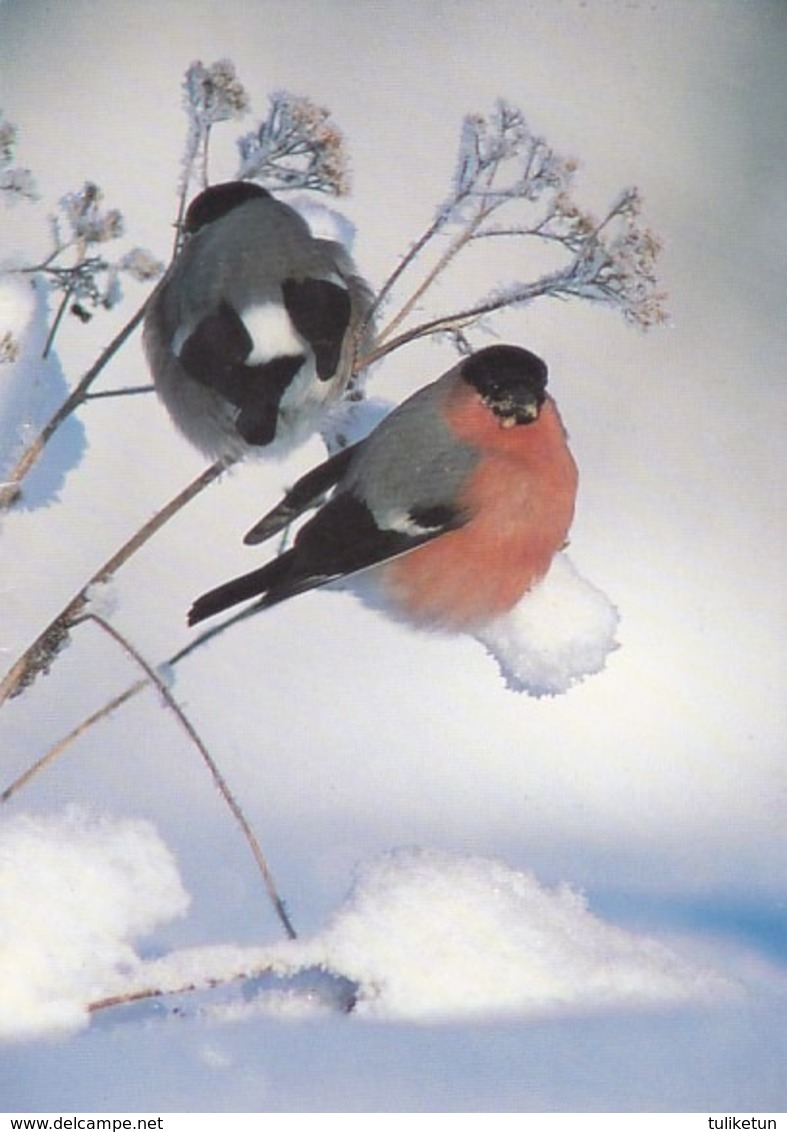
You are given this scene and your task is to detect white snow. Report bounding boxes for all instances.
[273,848,734,1022]
[0,809,189,1042]
[0,0,784,1113]
[0,273,84,504]
[0,271,35,339]
[288,196,360,250]
[0,274,42,478]
[475,553,620,695]
[0,829,733,1042]
[336,549,619,695]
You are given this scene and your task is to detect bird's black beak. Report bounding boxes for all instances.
[485,391,544,428]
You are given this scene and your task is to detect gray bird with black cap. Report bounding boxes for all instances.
[144,181,374,461]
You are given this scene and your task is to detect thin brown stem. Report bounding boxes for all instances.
[1,678,147,804]
[366,214,445,330]
[0,458,231,706]
[42,284,75,359]
[88,966,265,1014]
[359,272,561,369]
[82,613,297,941]
[375,220,482,347]
[373,192,498,350]
[84,385,155,400]
[0,602,263,803]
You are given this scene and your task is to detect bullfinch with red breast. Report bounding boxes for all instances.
[143,181,374,461]
[188,344,578,632]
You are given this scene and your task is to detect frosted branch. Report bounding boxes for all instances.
[179,59,251,203]
[373,99,667,355]
[236,91,350,195]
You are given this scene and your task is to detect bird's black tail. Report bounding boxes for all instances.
[188,551,295,626]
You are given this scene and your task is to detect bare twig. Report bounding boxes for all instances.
[1,601,267,805]
[79,612,297,940]
[1,542,297,941]
[365,215,444,332]
[1,678,147,804]
[84,384,155,401]
[374,215,484,348]
[0,458,231,706]
[42,283,75,359]
[88,966,263,1014]
[360,272,563,369]
[1,601,264,802]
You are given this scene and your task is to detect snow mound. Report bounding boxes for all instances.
[321,395,394,451]
[0,809,189,1042]
[288,194,358,249]
[281,847,734,1021]
[475,553,620,695]
[0,823,734,1039]
[0,271,36,342]
[0,273,38,480]
[0,273,85,504]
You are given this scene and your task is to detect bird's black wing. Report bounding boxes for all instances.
[189,490,469,626]
[177,299,305,446]
[282,278,351,381]
[243,442,364,545]
[178,299,252,396]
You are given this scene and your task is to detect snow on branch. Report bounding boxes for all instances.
[8,182,164,358]
[183,58,251,127]
[486,185,668,330]
[450,100,572,214]
[370,99,667,363]
[45,183,163,320]
[180,59,251,201]
[236,90,351,196]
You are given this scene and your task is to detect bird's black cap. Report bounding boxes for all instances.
[183,181,272,235]
[461,345,548,424]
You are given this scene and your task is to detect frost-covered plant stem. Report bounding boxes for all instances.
[1,65,242,510]
[367,101,666,369]
[362,273,558,369]
[376,217,478,348]
[175,60,251,254]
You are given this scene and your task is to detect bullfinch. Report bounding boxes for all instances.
[188,344,579,633]
[143,181,374,461]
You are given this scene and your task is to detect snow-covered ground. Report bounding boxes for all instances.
[1,0,785,1113]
